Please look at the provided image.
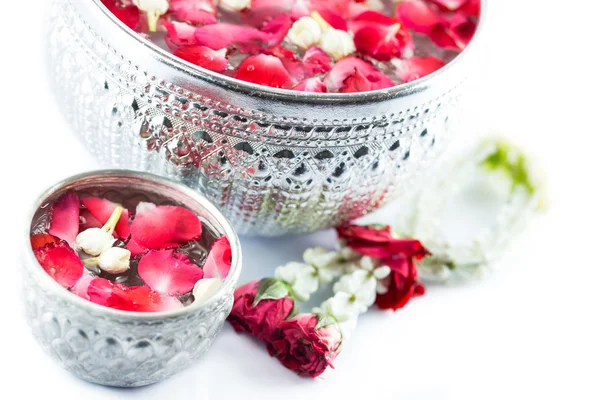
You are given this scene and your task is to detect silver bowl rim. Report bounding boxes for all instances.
[90,0,488,103]
[23,169,242,321]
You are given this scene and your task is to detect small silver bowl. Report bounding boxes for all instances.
[46,0,487,236]
[21,170,242,387]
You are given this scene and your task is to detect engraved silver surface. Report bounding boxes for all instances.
[46,0,486,236]
[21,171,242,387]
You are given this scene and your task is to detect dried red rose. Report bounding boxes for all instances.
[227,279,296,341]
[267,313,342,378]
[336,224,429,310]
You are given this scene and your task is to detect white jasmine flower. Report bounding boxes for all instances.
[333,269,377,311]
[286,16,322,49]
[97,247,131,274]
[274,262,319,302]
[303,247,341,284]
[364,0,384,11]
[75,205,123,256]
[76,228,116,256]
[319,29,356,61]
[193,278,223,304]
[314,292,362,322]
[133,0,169,32]
[220,0,251,12]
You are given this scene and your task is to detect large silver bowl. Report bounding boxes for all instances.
[46,0,487,236]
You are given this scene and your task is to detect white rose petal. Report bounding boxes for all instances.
[220,0,251,12]
[98,247,131,274]
[76,228,117,256]
[193,278,223,304]
[274,262,319,302]
[319,29,356,61]
[286,16,322,49]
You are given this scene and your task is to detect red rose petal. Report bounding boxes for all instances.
[317,9,348,31]
[34,241,84,289]
[126,239,149,256]
[446,13,477,49]
[354,23,413,61]
[71,274,95,300]
[86,277,183,312]
[203,237,233,280]
[80,209,103,231]
[163,20,197,50]
[293,77,327,92]
[30,234,62,251]
[348,10,398,33]
[395,0,442,34]
[48,191,80,247]
[138,250,204,295]
[101,0,141,31]
[129,202,202,249]
[262,46,305,83]
[395,56,445,82]
[262,14,293,47]
[325,56,395,92]
[234,54,292,88]
[458,0,481,17]
[429,0,470,11]
[170,0,217,25]
[303,46,332,75]
[174,46,228,72]
[81,197,130,240]
[194,23,271,51]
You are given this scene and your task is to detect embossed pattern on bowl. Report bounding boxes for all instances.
[46,0,486,236]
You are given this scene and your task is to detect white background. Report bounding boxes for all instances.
[2,1,599,399]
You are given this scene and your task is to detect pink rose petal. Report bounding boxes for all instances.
[354,23,413,61]
[348,10,398,33]
[395,56,445,82]
[170,0,217,25]
[234,54,292,88]
[138,250,204,295]
[262,46,306,83]
[395,0,442,34]
[80,209,102,231]
[174,46,228,72]
[48,191,80,248]
[262,14,293,47]
[194,23,271,52]
[303,47,332,75]
[203,237,233,280]
[163,20,197,50]
[293,77,327,92]
[445,13,477,49]
[129,202,202,249]
[81,197,130,240]
[126,239,149,256]
[317,8,348,31]
[429,0,470,11]
[33,241,84,289]
[86,277,183,312]
[325,56,395,93]
[71,274,95,300]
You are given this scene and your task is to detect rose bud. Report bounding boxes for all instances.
[227,278,296,341]
[267,313,342,378]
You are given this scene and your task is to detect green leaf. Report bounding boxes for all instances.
[480,140,535,195]
[315,313,338,330]
[253,278,290,307]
